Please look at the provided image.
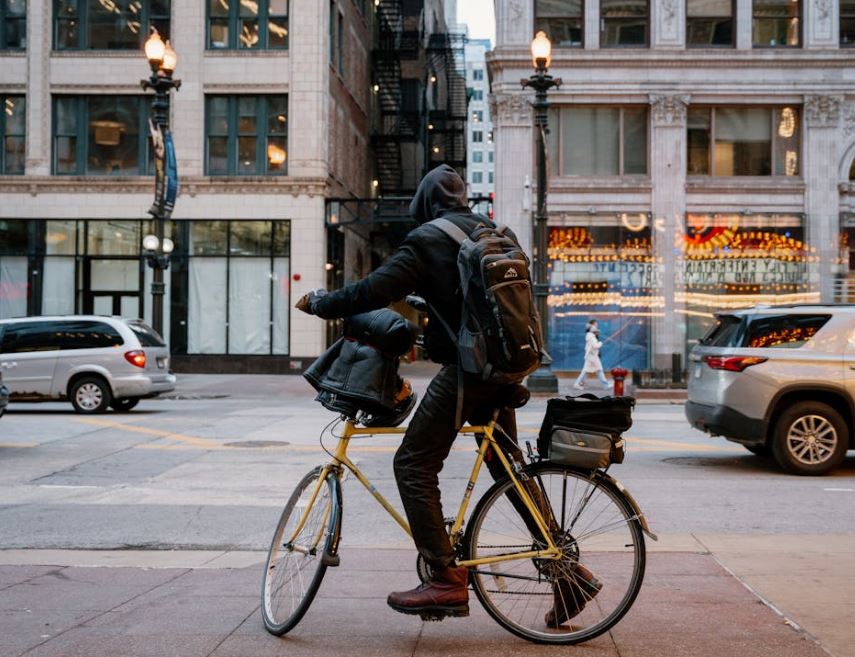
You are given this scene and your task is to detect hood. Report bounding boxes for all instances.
[408,164,469,224]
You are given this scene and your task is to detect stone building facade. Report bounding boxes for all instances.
[465,38,495,199]
[488,0,855,374]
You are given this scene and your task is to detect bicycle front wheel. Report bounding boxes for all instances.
[465,463,645,645]
[262,466,341,635]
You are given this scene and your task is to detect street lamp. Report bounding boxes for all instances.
[141,27,180,336]
[522,31,561,393]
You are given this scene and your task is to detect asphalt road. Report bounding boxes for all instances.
[1,371,854,551]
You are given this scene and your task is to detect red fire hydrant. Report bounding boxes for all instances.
[610,367,629,396]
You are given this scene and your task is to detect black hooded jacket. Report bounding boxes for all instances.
[313,164,485,364]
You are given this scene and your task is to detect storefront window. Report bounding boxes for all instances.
[681,213,815,346]
[55,0,170,50]
[548,218,655,371]
[535,0,583,47]
[687,0,734,47]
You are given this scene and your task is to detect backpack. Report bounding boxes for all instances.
[428,217,544,385]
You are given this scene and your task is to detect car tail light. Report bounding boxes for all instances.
[703,355,767,372]
[124,350,146,368]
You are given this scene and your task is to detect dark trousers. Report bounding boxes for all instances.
[393,365,530,569]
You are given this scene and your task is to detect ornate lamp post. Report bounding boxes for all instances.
[141,28,180,336]
[522,31,560,393]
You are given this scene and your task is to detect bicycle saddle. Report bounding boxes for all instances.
[498,384,530,409]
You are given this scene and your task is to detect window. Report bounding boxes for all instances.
[535,0,582,47]
[55,0,170,50]
[488,150,493,163]
[53,96,150,176]
[687,107,800,176]
[472,130,483,143]
[2,96,25,175]
[488,171,493,184]
[601,0,648,47]
[0,320,123,353]
[842,1,855,46]
[472,171,483,184]
[337,11,344,73]
[472,89,484,101]
[472,150,483,163]
[1,0,25,49]
[472,69,484,81]
[205,95,288,175]
[687,0,734,47]
[753,0,800,47]
[127,320,165,347]
[549,106,648,176]
[472,110,483,123]
[207,0,288,49]
[700,315,744,347]
[744,315,829,349]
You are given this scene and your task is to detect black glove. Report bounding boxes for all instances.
[295,289,327,315]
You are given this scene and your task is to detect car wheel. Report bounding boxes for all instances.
[70,377,112,414]
[772,401,848,476]
[110,398,140,412]
[744,444,770,457]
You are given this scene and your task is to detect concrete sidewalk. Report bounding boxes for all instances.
[0,545,836,657]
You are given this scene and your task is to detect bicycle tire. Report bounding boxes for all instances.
[464,463,646,645]
[261,466,341,635]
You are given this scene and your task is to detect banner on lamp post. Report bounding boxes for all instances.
[164,131,178,219]
[147,118,166,219]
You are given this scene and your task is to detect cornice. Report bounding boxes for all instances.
[0,51,26,57]
[549,178,653,194]
[51,84,144,93]
[203,50,290,58]
[203,83,290,93]
[0,176,329,197]
[686,177,807,195]
[50,50,141,59]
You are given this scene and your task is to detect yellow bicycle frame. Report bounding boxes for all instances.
[287,418,561,568]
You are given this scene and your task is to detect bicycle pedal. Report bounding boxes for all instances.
[321,553,340,567]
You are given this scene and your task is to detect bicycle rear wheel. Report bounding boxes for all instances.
[261,466,341,635]
[464,463,645,645]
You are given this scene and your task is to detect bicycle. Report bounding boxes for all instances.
[261,387,657,645]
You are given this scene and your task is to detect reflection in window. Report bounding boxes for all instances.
[535,0,582,47]
[87,221,142,255]
[753,0,800,47]
[687,0,734,47]
[745,315,829,348]
[843,1,855,47]
[53,96,150,176]
[2,95,25,174]
[601,0,648,47]
[687,107,799,176]
[0,0,26,49]
[55,0,170,50]
[548,220,654,370]
[549,106,648,176]
[208,0,288,50]
[205,95,288,175]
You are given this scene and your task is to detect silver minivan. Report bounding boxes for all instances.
[686,305,855,475]
[0,316,176,413]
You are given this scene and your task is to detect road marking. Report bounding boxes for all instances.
[37,484,100,489]
[76,417,222,450]
[0,443,37,449]
[824,488,855,492]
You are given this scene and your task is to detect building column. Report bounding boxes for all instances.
[649,94,689,369]
[804,95,842,302]
[496,0,534,47]
[652,0,685,49]
[735,0,752,50]
[170,0,205,176]
[490,92,534,255]
[25,0,50,175]
[584,0,600,49]
[804,0,839,49]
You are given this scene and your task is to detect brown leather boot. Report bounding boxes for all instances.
[545,563,603,628]
[387,565,469,620]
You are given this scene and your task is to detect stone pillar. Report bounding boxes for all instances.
[170,0,205,176]
[583,0,600,49]
[649,93,689,368]
[735,0,753,50]
[804,95,842,303]
[804,0,839,49]
[25,0,49,175]
[652,0,684,49]
[491,92,534,255]
[496,0,533,47]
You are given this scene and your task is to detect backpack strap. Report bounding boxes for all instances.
[429,217,469,245]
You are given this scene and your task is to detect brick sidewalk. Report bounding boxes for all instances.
[0,549,827,657]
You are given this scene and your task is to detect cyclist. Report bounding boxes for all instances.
[296,164,594,625]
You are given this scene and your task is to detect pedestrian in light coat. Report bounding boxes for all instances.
[574,319,610,390]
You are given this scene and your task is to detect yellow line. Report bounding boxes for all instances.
[0,443,37,449]
[76,417,222,449]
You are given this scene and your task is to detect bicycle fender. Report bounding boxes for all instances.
[598,472,658,541]
[324,469,344,565]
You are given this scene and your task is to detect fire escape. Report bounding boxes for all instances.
[426,31,468,179]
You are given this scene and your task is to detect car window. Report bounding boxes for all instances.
[0,322,63,354]
[53,321,124,350]
[126,321,166,347]
[700,315,744,347]
[743,314,830,349]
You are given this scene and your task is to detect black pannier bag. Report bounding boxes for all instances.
[538,394,635,468]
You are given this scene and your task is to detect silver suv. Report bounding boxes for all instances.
[686,305,855,475]
[0,316,176,413]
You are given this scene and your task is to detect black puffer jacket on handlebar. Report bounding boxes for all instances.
[303,308,417,416]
